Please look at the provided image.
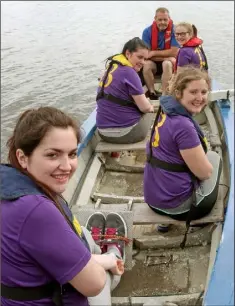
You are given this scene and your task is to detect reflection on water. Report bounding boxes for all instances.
[1,1,234,161]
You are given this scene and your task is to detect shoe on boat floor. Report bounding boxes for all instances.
[146,90,162,100]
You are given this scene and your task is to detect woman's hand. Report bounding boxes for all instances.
[92,253,125,275]
[109,258,125,276]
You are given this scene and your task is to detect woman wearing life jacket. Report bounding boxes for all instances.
[174,23,209,73]
[96,37,154,144]
[144,66,221,239]
[1,106,127,306]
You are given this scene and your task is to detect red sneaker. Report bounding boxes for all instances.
[85,212,106,246]
[103,212,127,261]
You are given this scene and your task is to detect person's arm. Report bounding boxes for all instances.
[180,145,213,180]
[124,69,154,112]
[148,26,180,59]
[69,257,106,296]
[148,47,179,59]
[19,197,106,297]
[92,254,116,270]
[148,56,172,62]
[132,94,154,113]
[173,118,213,180]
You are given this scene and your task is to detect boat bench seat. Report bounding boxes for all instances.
[131,200,224,225]
[95,137,148,153]
[73,197,224,226]
[90,185,224,225]
[95,103,160,153]
[72,196,223,269]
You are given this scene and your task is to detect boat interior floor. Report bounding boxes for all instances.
[72,104,229,306]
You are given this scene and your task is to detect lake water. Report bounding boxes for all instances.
[1,1,234,161]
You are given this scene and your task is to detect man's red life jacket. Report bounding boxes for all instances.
[151,19,173,50]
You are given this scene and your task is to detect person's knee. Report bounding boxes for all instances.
[162,60,173,72]
[143,60,156,73]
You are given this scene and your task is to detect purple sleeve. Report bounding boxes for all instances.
[177,48,192,67]
[124,68,144,96]
[173,118,201,150]
[19,196,91,285]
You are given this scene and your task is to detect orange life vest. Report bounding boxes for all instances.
[151,19,173,50]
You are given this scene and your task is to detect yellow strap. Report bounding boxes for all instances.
[112,54,133,67]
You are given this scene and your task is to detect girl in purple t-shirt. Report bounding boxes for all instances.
[1,107,127,306]
[144,66,221,236]
[174,23,209,73]
[96,37,154,144]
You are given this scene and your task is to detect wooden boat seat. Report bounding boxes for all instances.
[91,180,225,225]
[95,136,149,153]
[131,199,224,225]
[95,103,160,153]
[84,197,224,226]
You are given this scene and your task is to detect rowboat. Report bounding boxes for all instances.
[63,81,234,306]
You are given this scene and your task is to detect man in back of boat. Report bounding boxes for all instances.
[141,7,180,98]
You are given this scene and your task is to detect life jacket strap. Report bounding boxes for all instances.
[147,155,189,173]
[147,122,197,249]
[1,280,76,305]
[96,91,141,111]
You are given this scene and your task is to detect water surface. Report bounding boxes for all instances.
[1,1,234,161]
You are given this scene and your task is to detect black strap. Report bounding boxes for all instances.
[1,198,79,305]
[147,107,199,248]
[199,45,209,71]
[96,91,141,111]
[98,59,118,99]
[1,282,76,305]
[96,59,142,113]
[180,172,197,249]
[1,281,60,302]
[147,155,189,172]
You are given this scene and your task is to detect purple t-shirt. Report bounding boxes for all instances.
[96,65,144,128]
[144,114,200,209]
[177,46,206,68]
[1,195,91,306]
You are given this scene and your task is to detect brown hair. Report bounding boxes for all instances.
[175,22,198,37]
[155,7,169,15]
[7,106,81,226]
[168,65,211,99]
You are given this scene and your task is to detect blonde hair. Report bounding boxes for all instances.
[168,66,211,99]
[175,22,198,37]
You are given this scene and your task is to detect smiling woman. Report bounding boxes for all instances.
[1,106,127,306]
[174,22,209,73]
[7,107,80,197]
[144,66,222,237]
[16,126,78,194]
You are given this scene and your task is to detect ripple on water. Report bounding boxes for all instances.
[1,1,234,162]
